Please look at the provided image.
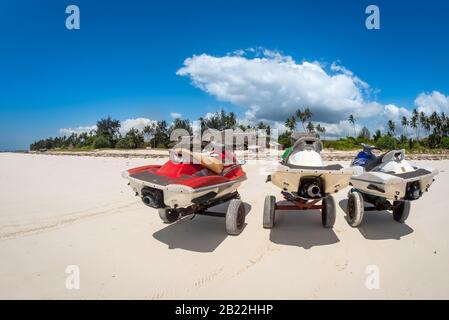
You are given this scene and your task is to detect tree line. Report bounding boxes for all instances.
[31,108,449,151]
[344,109,449,150]
[281,107,449,150]
[30,111,271,151]
[30,117,193,151]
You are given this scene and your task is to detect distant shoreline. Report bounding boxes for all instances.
[0,150,28,153]
[8,149,449,161]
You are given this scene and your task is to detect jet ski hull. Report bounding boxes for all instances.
[122,170,245,209]
[270,163,353,197]
[350,167,438,200]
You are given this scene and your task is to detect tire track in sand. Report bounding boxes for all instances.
[0,201,139,241]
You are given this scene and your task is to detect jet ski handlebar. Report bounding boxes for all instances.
[360,143,382,152]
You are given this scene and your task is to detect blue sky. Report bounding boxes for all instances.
[1,0,449,150]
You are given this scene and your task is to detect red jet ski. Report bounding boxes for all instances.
[122,148,247,235]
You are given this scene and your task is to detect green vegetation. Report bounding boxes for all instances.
[280,108,318,148]
[199,110,237,132]
[280,107,449,152]
[92,135,111,149]
[30,107,449,152]
[31,116,172,151]
[30,111,256,151]
[115,128,145,149]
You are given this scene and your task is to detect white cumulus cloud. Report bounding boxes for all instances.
[177,50,383,124]
[120,118,157,135]
[382,104,411,121]
[415,91,449,114]
[313,120,363,139]
[59,125,97,136]
[59,118,157,137]
[170,112,182,119]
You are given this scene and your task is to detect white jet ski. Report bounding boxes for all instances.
[263,133,353,229]
[269,134,353,199]
[346,143,438,227]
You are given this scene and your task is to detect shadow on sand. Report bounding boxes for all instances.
[338,199,414,240]
[152,202,252,253]
[269,201,340,249]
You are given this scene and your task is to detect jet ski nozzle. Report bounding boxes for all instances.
[405,181,421,200]
[299,176,323,199]
[307,184,321,198]
[142,195,157,207]
[141,187,165,208]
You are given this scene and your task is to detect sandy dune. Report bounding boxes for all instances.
[0,153,448,299]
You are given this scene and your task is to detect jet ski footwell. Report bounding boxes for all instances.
[122,167,245,209]
[349,168,437,201]
[346,167,437,228]
[270,163,354,196]
[122,158,248,235]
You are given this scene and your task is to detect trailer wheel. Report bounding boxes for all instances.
[263,195,276,229]
[226,199,246,235]
[347,191,364,227]
[321,195,336,228]
[393,200,411,223]
[158,208,180,224]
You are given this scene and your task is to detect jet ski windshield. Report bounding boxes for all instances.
[296,139,322,153]
[285,136,324,166]
[292,137,323,153]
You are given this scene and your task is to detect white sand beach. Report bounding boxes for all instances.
[0,152,448,299]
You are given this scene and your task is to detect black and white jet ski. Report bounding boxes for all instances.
[346,143,438,227]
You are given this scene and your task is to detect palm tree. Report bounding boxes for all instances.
[297,109,307,131]
[306,121,315,133]
[424,118,431,136]
[429,112,437,132]
[373,129,382,141]
[296,107,313,132]
[285,116,297,132]
[419,112,427,138]
[303,108,312,121]
[388,120,395,136]
[295,109,303,129]
[430,112,444,145]
[401,116,409,137]
[316,124,326,140]
[441,113,448,136]
[348,114,356,137]
[411,109,419,140]
[299,112,306,132]
[143,123,156,148]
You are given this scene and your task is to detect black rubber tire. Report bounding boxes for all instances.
[321,195,336,228]
[393,200,411,223]
[347,191,365,227]
[226,199,246,235]
[158,208,180,224]
[263,195,276,229]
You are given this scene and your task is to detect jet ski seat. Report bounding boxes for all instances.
[173,148,225,174]
[364,154,385,172]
